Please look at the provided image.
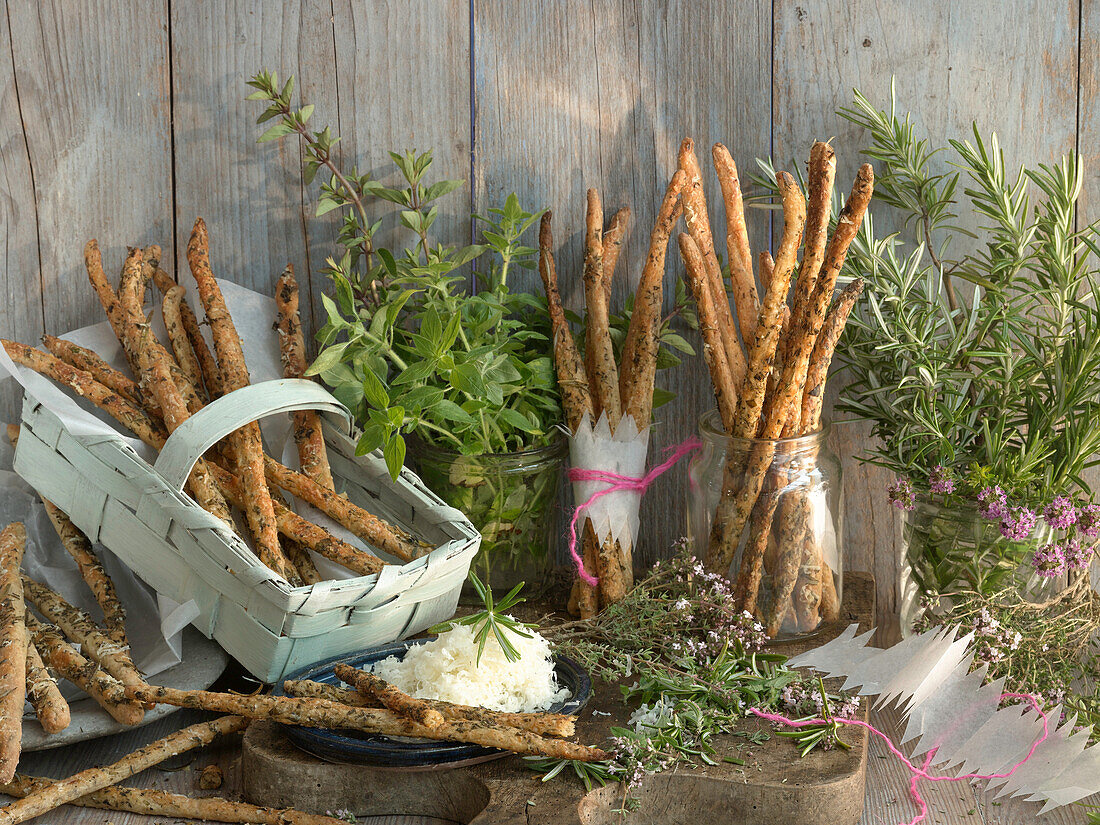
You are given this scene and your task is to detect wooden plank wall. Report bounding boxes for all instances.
[0,0,1088,631]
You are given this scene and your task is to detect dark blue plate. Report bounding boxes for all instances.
[273,638,592,769]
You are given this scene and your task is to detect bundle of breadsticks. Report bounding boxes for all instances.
[2,219,429,591]
[676,139,871,637]
[539,173,686,618]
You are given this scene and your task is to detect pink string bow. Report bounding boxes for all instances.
[565,436,701,586]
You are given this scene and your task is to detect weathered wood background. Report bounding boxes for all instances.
[0,0,1090,633]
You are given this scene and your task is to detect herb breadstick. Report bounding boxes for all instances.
[118,244,152,322]
[801,281,865,432]
[269,486,321,585]
[0,773,350,825]
[281,682,576,739]
[679,233,738,431]
[538,212,593,431]
[22,577,144,689]
[0,715,249,825]
[151,270,223,398]
[187,219,285,578]
[334,663,445,729]
[127,684,610,762]
[40,335,150,413]
[162,285,207,403]
[24,632,69,735]
[678,141,743,385]
[619,169,688,426]
[260,458,421,562]
[0,523,26,782]
[582,189,620,426]
[712,143,759,345]
[42,500,127,647]
[275,265,334,490]
[283,678,577,738]
[25,614,142,726]
[601,206,631,305]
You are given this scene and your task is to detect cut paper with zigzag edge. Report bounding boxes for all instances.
[787,625,1100,813]
[567,412,650,548]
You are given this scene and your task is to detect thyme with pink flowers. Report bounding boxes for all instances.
[528,546,858,793]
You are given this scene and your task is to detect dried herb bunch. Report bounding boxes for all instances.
[533,546,858,793]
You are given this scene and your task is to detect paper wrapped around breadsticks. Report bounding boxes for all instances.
[567,412,650,551]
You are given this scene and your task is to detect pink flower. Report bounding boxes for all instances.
[889,477,916,511]
[1032,543,1065,577]
[977,486,1009,520]
[1000,506,1036,540]
[1064,539,1092,572]
[1042,496,1078,530]
[929,465,955,495]
[1077,504,1100,539]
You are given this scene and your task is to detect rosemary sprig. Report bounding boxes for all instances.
[430,574,533,664]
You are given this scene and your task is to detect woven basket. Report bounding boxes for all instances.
[13,378,481,682]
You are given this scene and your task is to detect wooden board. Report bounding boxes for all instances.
[240,573,874,825]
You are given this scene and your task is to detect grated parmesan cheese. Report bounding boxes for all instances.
[371,620,569,713]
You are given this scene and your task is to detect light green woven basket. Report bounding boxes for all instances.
[13,378,481,683]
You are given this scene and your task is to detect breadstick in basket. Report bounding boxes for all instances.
[275,265,334,490]
[187,218,284,578]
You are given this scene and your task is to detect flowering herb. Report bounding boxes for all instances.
[528,547,857,794]
[832,82,1100,509]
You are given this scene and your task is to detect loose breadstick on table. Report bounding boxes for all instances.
[162,285,207,404]
[712,143,759,345]
[620,169,688,427]
[41,500,128,647]
[151,270,223,398]
[0,715,249,825]
[24,631,69,735]
[582,189,620,427]
[0,773,352,825]
[0,523,26,783]
[22,577,144,689]
[600,206,631,305]
[40,335,149,413]
[25,614,142,726]
[127,684,610,762]
[274,265,334,490]
[334,663,445,729]
[679,233,738,432]
[187,218,284,579]
[283,678,577,738]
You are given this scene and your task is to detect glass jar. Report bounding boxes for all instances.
[687,409,843,639]
[409,435,567,593]
[899,497,1055,634]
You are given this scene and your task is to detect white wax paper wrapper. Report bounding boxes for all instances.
[568,412,650,547]
[0,279,375,691]
[788,625,1100,813]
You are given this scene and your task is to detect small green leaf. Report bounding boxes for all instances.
[384,436,407,480]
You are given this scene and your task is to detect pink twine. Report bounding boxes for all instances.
[750,691,1050,825]
[566,436,702,586]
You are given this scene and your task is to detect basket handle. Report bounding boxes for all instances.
[153,378,353,492]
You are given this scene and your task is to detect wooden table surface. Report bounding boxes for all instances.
[8,704,1097,825]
